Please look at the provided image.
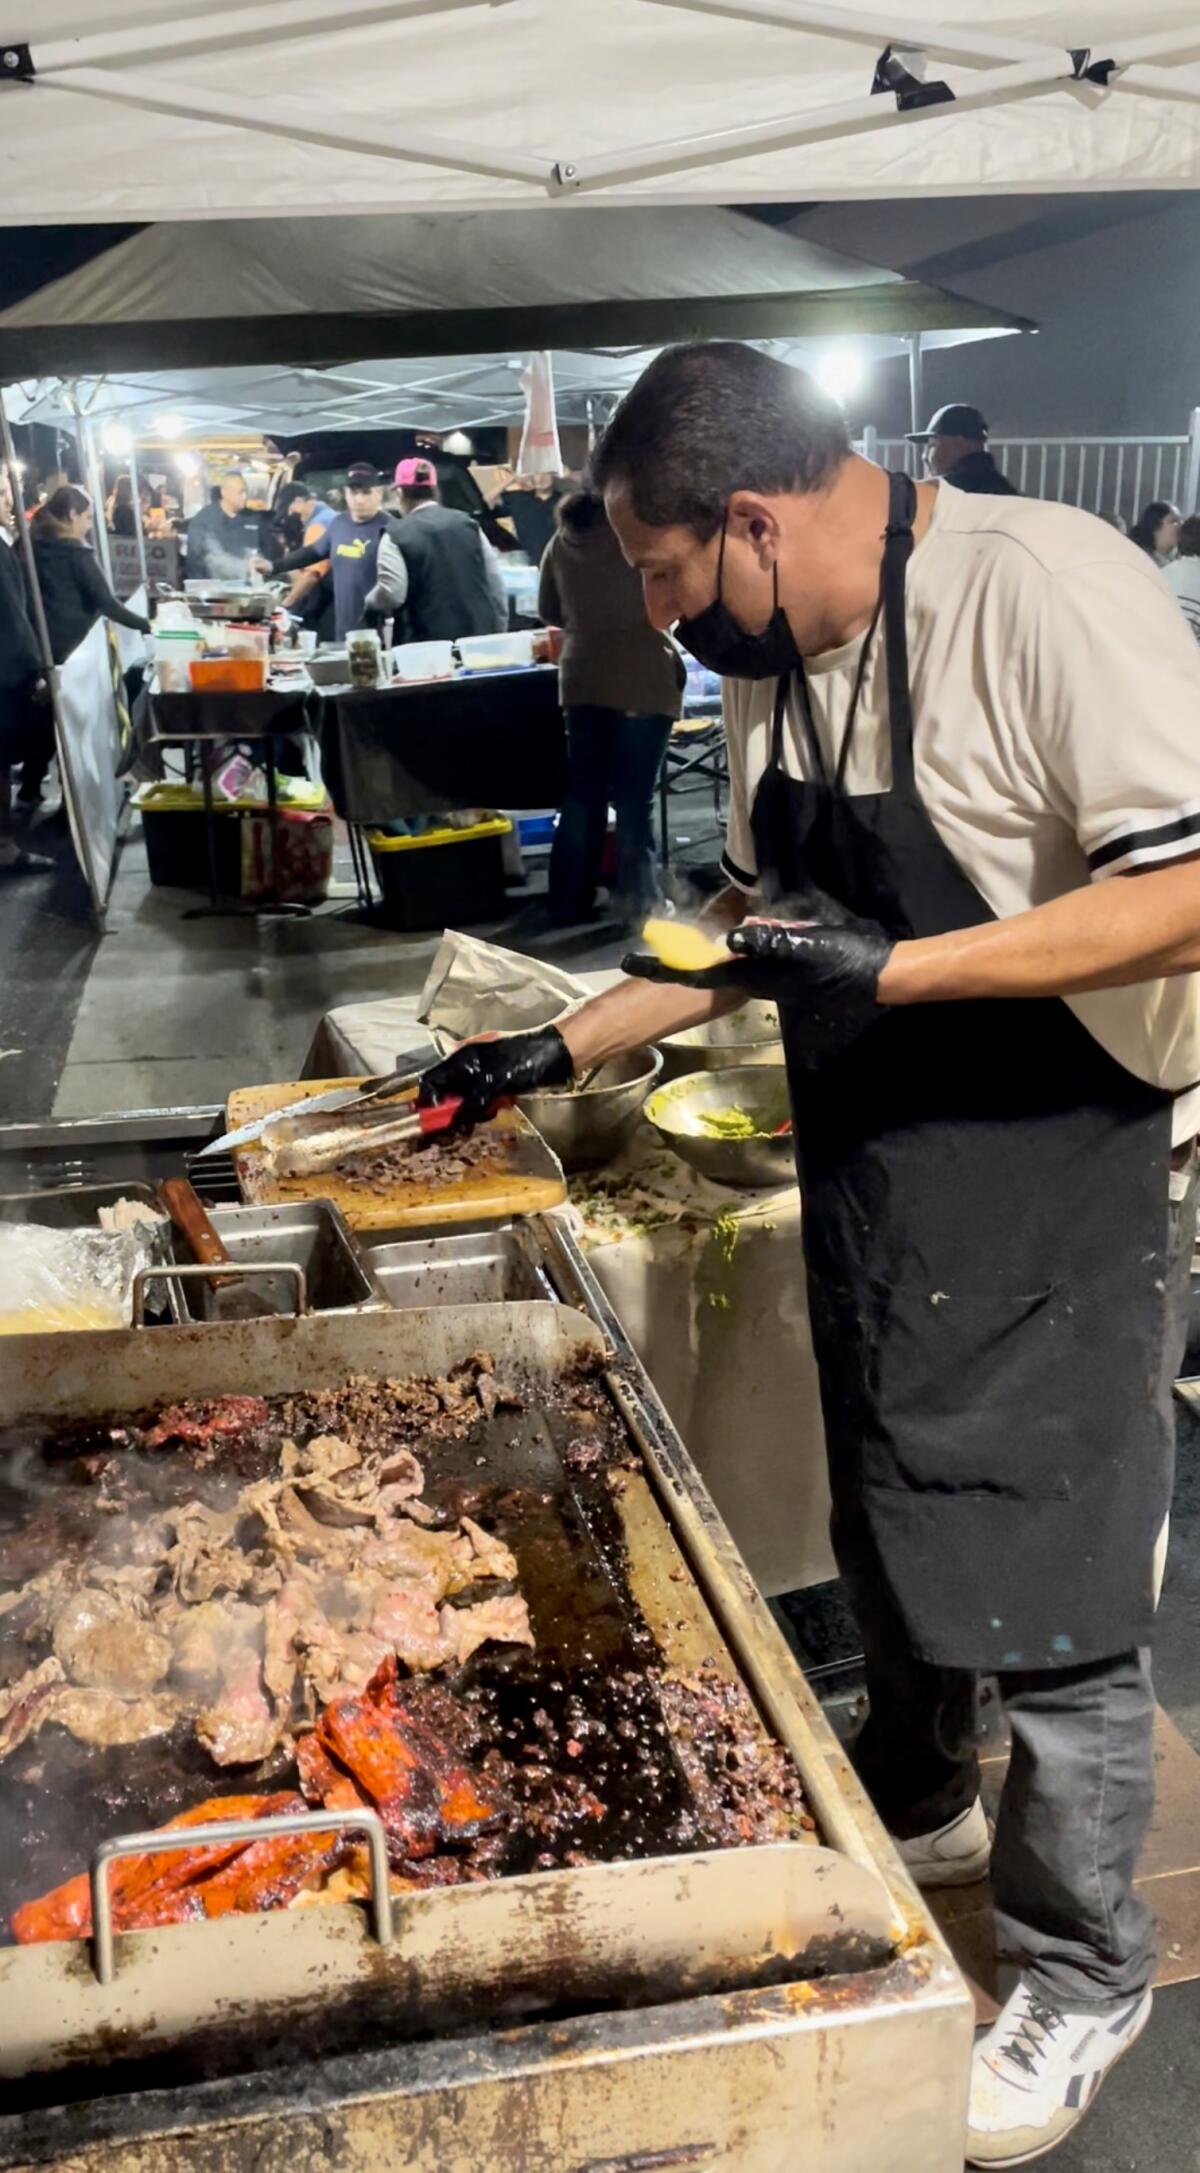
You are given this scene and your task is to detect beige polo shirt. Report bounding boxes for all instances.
[720,484,1200,1142]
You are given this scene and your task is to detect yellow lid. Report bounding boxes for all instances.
[367,817,511,852]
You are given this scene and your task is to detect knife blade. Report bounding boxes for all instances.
[197,1057,431,1159]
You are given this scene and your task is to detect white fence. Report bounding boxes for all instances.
[861,414,1200,527]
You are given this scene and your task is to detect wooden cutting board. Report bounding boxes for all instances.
[226,1077,566,1233]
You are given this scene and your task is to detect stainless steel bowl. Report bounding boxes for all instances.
[657,1000,782,1081]
[644,1065,795,1189]
[518,1047,663,1172]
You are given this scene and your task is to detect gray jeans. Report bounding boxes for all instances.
[852,1146,1197,2011]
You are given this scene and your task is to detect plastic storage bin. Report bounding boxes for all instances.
[367,818,512,932]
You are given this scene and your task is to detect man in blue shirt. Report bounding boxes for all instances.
[271,464,390,640]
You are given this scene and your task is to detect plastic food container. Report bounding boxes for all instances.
[151,630,204,693]
[456,630,535,672]
[210,621,271,660]
[392,639,456,681]
[187,655,268,693]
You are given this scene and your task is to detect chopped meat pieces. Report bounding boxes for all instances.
[441,1593,533,1667]
[40,1687,180,1749]
[53,1589,172,1697]
[300,1655,507,1861]
[142,1397,270,1453]
[0,1658,65,1757]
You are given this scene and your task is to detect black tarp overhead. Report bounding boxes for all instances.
[0,205,1029,429]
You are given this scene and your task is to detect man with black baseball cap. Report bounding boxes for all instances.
[907,403,1018,496]
[271,462,390,638]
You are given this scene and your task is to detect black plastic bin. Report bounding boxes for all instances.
[366,818,511,932]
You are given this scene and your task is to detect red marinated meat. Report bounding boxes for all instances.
[301,1656,506,1858]
[142,1397,270,1451]
[11,1791,299,1944]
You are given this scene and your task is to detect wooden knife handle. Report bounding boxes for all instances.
[158,1179,233,1282]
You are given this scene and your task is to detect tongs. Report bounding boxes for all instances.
[263,1093,495,1180]
[198,1061,429,1160]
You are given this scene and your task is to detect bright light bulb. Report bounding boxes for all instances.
[153,412,185,439]
[815,347,865,405]
[443,430,474,457]
[102,421,134,457]
[177,452,199,477]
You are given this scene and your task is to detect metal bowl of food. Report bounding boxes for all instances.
[657,1000,782,1081]
[644,1065,795,1189]
[517,1046,663,1172]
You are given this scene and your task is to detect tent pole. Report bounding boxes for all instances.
[908,334,924,437]
[36,0,515,77]
[552,51,1083,193]
[75,408,115,585]
[126,444,151,595]
[45,67,551,189]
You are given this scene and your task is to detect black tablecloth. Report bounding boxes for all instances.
[146,686,320,742]
[320,666,566,822]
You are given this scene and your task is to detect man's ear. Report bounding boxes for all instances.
[725,491,781,571]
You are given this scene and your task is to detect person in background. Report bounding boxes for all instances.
[1098,509,1129,535]
[486,467,567,560]
[1130,500,1181,564]
[539,484,685,928]
[1162,515,1200,643]
[185,469,259,580]
[269,463,390,641]
[906,402,1018,496]
[32,487,151,668]
[366,457,507,640]
[108,475,148,538]
[0,468,54,867]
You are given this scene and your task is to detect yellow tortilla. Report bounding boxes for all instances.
[640,917,728,973]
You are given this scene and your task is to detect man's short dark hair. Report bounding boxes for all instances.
[1178,515,1200,558]
[592,342,851,541]
[400,484,437,508]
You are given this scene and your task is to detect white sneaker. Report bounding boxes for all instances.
[896,1798,991,1888]
[966,1977,1154,2166]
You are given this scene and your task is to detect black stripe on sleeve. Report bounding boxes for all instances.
[1088,808,1200,875]
[720,848,757,889]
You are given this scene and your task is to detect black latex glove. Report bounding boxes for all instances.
[622,906,894,1057]
[417,1025,574,1130]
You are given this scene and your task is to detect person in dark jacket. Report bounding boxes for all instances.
[31,487,151,665]
[906,402,1019,496]
[366,458,507,641]
[539,485,685,926]
[0,467,54,869]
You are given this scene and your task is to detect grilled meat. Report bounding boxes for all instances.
[52,1589,172,1698]
[12,1792,302,1943]
[1,1367,534,1771]
[298,1655,508,1862]
[0,1658,65,1758]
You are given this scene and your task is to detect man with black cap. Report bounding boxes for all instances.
[907,403,1018,496]
[270,463,390,640]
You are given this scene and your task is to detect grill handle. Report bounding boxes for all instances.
[88,1805,392,1985]
[130,1259,308,1325]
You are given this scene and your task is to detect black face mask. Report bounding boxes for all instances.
[676,517,800,680]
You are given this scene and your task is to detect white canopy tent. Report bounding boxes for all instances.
[0,2,1198,224]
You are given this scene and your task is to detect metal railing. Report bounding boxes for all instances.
[859,414,1200,525]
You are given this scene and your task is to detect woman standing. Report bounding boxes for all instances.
[1130,499,1181,564]
[32,487,151,664]
[539,487,684,927]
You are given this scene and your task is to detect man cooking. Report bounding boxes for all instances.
[185,469,260,579]
[418,342,1200,2169]
[270,463,389,641]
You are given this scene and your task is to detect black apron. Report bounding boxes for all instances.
[750,471,1176,1671]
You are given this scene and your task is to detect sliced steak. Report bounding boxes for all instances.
[53,1588,172,1697]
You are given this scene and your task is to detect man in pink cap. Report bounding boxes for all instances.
[368,457,506,641]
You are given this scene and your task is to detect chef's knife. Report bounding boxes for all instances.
[197,1056,431,1159]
